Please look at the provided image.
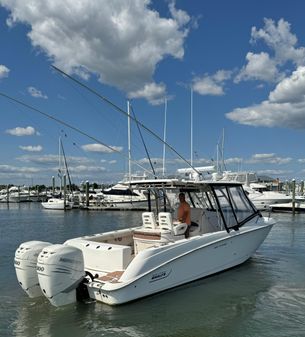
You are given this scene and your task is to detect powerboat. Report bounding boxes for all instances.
[269,201,305,213]
[41,198,73,210]
[87,183,149,210]
[14,179,275,307]
[243,185,292,211]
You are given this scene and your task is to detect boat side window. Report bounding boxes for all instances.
[214,187,238,228]
[103,189,139,196]
[227,186,255,223]
[213,185,257,230]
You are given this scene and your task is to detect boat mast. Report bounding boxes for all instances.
[190,87,193,167]
[58,136,62,192]
[162,98,167,177]
[221,128,225,172]
[127,100,131,182]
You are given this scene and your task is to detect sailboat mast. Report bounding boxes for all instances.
[221,128,225,172]
[127,100,131,182]
[162,98,167,177]
[59,136,62,191]
[190,87,193,167]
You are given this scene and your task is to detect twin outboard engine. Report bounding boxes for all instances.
[14,241,52,297]
[37,244,85,306]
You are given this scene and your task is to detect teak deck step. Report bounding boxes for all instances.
[97,270,124,283]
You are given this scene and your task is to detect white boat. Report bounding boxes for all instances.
[88,182,149,210]
[14,179,275,307]
[41,198,73,210]
[243,185,292,211]
[269,201,305,213]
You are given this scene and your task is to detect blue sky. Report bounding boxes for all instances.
[1,0,305,186]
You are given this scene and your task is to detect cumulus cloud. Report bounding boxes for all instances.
[1,0,191,104]
[246,153,292,164]
[257,169,291,176]
[0,64,10,79]
[81,143,123,153]
[251,18,305,66]
[235,52,281,83]
[269,66,305,103]
[19,145,43,152]
[193,70,232,96]
[224,157,243,165]
[68,165,106,173]
[5,126,38,136]
[17,154,94,165]
[236,18,305,84]
[28,86,48,99]
[0,164,41,174]
[128,82,167,105]
[227,66,305,129]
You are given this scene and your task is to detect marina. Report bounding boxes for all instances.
[0,202,304,337]
[1,1,305,336]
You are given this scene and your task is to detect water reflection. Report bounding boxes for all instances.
[9,260,276,337]
[2,208,305,337]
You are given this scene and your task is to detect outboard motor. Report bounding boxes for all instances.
[14,241,52,297]
[37,244,85,307]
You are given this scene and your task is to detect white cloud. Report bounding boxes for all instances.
[235,52,281,83]
[246,153,292,164]
[19,145,43,152]
[1,0,191,104]
[193,70,232,96]
[269,66,305,103]
[0,64,10,79]
[224,157,243,165]
[128,82,166,105]
[28,86,48,99]
[68,165,106,173]
[257,169,292,176]
[81,143,123,153]
[227,66,305,129]
[235,18,305,84]
[0,164,41,174]
[169,0,190,27]
[5,126,38,136]
[251,18,305,66]
[17,154,94,165]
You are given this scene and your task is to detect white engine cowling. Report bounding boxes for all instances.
[37,244,85,307]
[14,241,52,298]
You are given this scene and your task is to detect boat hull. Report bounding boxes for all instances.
[87,220,274,305]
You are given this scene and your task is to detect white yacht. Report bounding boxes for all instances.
[41,198,73,210]
[14,179,275,307]
[89,183,149,210]
[243,185,292,211]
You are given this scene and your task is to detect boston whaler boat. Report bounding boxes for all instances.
[14,179,275,307]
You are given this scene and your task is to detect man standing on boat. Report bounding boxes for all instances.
[177,192,191,238]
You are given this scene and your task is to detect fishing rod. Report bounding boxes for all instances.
[0,92,155,177]
[52,65,201,176]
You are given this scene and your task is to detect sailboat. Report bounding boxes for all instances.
[41,137,74,210]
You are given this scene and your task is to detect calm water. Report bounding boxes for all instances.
[0,203,305,337]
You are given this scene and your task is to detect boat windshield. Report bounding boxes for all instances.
[212,185,258,231]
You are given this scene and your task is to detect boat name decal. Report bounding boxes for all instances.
[214,242,227,249]
[150,269,171,282]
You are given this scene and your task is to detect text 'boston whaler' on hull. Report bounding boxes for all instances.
[14,179,275,307]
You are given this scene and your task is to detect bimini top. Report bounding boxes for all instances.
[127,178,260,233]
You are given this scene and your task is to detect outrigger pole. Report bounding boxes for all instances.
[52,65,201,176]
[0,92,154,177]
